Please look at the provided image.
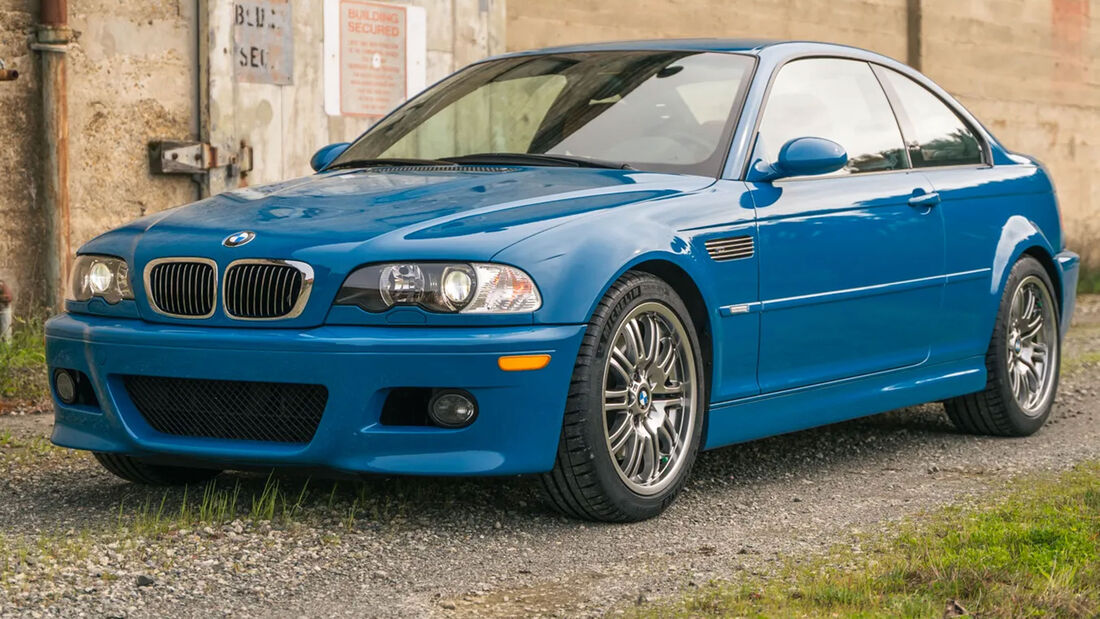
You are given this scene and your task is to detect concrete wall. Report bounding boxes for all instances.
[920,0,1099,268]
[0,0,46,311]
[0,0,198,313]
[507,0,1100,269]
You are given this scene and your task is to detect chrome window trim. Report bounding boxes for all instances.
[221,258,315,321]
[772,163,993,184]
[143,257,219,320]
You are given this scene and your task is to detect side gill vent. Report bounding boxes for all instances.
[705,236,755,262]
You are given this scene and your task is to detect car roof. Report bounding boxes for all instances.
[496,39,873,57]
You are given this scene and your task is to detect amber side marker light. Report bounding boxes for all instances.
[498,354,551,371]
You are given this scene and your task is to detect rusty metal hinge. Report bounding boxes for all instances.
[148,140,254,176]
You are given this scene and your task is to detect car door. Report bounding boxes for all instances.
[747,57,945,393]
[872,66,999,364]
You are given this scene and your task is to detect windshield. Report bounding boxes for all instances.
[332,51,756,176]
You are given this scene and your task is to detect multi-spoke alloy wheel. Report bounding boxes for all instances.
[1005,275,1058,415]
[603,302,697,495]
[945,256,1061,437]
[542,272,705,522]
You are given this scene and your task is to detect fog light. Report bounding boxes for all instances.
[54,369,77,404]
[428,390,477,428]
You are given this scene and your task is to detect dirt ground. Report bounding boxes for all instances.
[1,297,1098,618]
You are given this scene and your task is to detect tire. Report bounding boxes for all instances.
[541,271,706,522]
[94,453,222,485]
[944,256,1061,437]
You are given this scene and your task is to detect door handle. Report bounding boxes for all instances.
[908,191,941,208]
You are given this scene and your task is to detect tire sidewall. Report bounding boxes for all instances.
[990,257,1061,435]
[577,275,706,518]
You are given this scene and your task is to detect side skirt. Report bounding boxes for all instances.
[703,356,987,450]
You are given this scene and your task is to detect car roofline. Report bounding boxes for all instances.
[476,39,898,63]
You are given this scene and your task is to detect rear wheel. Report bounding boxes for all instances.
[541,272,705,522]
[944,256,1060,436]
[94,453,222,485]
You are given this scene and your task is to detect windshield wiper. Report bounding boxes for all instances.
[327,157,458,170]
[444,153,634,170]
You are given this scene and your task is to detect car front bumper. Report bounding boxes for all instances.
[45,314,586,476]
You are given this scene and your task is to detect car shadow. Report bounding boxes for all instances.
[12,401,974,534]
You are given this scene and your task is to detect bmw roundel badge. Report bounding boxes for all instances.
[223,231,256,247]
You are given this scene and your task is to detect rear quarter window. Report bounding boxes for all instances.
[877,68,984,168]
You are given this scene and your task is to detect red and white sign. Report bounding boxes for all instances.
[324,0,426,118]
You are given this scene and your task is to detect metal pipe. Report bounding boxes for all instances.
[40,0,67,26]
[906,0,923,71]
[34,0,73,310]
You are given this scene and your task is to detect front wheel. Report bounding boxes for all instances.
[944,256,1061,436]
[541,272,705,522]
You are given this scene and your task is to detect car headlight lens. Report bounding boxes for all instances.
[335,262,541,314]
[68,255,133,304]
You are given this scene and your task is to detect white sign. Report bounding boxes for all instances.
[323,0,426,118]
[233,0,293,85]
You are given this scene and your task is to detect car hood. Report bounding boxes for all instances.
[100,166,709,259]
[81,166,713,326]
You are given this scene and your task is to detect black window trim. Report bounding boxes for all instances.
[739,53,992,181]
[869,63,992,169]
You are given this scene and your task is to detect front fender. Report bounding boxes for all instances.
[494,214,717,326]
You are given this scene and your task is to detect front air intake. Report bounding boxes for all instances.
[124,375,327,444]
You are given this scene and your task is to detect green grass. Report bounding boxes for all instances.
[0,314,48,401]
[645,462,1100,618]
[1078,266,1100,295]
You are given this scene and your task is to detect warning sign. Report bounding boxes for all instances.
[233,0,293,85]
[323,0,426,118]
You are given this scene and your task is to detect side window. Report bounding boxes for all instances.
[877,68,984,167]
[758,58,906,175]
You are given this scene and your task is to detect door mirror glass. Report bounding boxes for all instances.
[775,137,848,178]
[310,142,350,172]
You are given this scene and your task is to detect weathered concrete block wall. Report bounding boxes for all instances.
[507,0,909,61]
[0,1,198,313]
[507,0,1100,269]
[67,1,199,255]
[920,0,1099,268]
[0,0,44,310]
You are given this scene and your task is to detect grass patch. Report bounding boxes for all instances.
[1078,266,1100,295]
[117,474,380,537]
[647,462,1100,618]
[0,314,48,401]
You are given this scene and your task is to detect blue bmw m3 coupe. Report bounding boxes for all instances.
[47,40,1079,521]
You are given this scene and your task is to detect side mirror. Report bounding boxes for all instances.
[776,137,847,178]
[310,142,350,172]
[749,137,848,182]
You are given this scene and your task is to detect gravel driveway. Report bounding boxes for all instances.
[2,296,1099,618]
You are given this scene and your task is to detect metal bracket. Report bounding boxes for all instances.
[149,140,254,176]
[0,59,17,82]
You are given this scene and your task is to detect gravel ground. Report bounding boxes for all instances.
[2,296,1099,618]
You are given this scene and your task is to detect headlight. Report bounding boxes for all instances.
[335,262,541,314]
[68,255,133,304]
